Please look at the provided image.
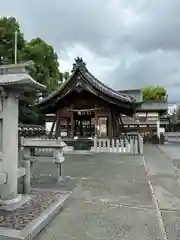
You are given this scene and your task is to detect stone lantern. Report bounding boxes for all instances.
[0,62,45,206]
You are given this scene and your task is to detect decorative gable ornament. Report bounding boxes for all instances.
[72,57,87,72]
[75,82,82,93]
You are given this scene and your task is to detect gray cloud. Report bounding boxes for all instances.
[107,50,180,102]
[1,0,180,102]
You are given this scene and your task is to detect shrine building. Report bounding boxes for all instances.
[38,57,138,139]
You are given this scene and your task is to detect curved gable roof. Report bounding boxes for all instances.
[38,57,135,107]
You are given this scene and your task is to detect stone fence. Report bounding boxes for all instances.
[20,137,67,194]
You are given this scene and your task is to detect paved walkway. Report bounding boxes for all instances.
[33,146,180,240]
[144,145,180,240]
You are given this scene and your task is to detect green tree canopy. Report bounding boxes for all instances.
[0,17,25,64]
[142,85,167,101]
[0,16,66,124]
[22,38,63,92]
[170,105,180,124]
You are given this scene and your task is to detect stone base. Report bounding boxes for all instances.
[0,189,71,240]
[0,194,32,211]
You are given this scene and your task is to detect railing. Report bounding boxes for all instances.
[19,134,144,156]
[93,134,143,155]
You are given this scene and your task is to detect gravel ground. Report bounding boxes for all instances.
[0,190,64,230]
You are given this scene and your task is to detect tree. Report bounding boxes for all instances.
[19,38,64,124]
[0,17,25,64]
[0,17,64,124]
[142,85,167,101]
[21,38,63,92]
[170,105,180,124]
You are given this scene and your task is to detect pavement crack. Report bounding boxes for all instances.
[83,199,156,211]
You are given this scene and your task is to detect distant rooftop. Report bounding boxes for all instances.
[118,89,142,103]
[118,88,141,92]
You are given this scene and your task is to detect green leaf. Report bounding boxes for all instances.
[0,16,70,124]
[142,85,167,101]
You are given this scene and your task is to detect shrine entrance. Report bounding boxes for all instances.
[74,112,95,137]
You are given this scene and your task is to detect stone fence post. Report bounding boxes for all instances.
[53,137,66,182]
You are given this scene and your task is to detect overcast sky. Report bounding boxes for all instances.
[1,0,180,102]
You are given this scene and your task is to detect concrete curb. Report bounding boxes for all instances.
[0,191,71,240]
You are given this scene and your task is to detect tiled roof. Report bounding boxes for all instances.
[81,69,134,103]
[0,73,45,90]
[39,57,135,105]
[0,62,45,91]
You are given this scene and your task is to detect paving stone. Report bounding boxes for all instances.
[161,210,180,240]
[31,153,146,185]
[36,200,164,240]
[31,148,180,240]
[71,178,154,208]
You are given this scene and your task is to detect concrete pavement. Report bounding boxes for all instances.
[143,145,180,240]
[32,147,180,240]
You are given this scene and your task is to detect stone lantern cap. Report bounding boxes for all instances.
[0,61,46,92]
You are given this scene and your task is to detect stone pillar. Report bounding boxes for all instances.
[0,62,45,205]
[1,92,19,200]
[22,146,31,194]
[53,138,66,182]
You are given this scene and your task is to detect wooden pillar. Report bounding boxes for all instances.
[116,114,120,136]
[59,115,61,137]
[67,118,70,137]
[112,111,119,137]
[108,109,112,139]
[95,104,98,137]
[112,110,117,138]
[70,111,75,138]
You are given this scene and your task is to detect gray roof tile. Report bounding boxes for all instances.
[38,57,135,105]
[0,73,45,90]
